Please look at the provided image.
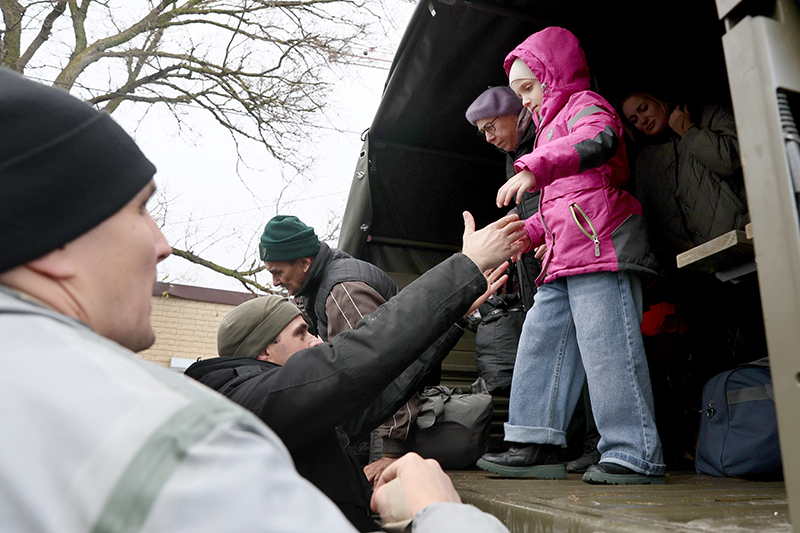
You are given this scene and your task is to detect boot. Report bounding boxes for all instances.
[565,434,601,473]
[477,443,565,479]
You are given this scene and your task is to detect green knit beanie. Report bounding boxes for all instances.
[217,295,302,359]
[259,215,321,262]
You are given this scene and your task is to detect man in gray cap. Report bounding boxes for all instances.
[0,66,522,532]
[215,294,316,364]
[185,284,464,531]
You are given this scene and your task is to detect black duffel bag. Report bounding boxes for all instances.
[407,379,494,470]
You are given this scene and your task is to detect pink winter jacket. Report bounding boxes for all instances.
[504,27,657,285]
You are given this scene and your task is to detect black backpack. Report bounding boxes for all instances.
[474,293,525,393]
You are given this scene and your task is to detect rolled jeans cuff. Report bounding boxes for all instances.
[503,422,567,447]
[601,451,666,476]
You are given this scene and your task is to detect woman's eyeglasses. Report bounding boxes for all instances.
[477,116,499,138]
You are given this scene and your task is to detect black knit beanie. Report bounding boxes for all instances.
[0,67,156,273]
[259,215,321,262]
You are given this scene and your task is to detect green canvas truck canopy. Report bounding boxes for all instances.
[338,0,731,277]
[339,0,800,522]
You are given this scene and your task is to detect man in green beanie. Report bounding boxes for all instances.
[261,214,424,483]
[259,214,399,342]
[0,66,523,533]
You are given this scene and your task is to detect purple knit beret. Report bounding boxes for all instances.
[465,86,523,125]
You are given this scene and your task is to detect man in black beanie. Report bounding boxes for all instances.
[0,66,523,532]
[0,66,169,351]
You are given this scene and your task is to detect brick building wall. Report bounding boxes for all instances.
[139,282,257,368]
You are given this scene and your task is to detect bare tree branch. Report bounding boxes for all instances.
[171,247,275,295]
[1,0,25,67]
[3,0,388,290]
[13,0,67,70]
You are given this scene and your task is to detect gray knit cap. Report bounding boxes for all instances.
[217,295,302,359]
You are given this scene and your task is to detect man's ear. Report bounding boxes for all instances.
[25,246,77,279]
[300,256,313,273]
[255,344,272,362]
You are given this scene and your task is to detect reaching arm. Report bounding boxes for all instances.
[340,323,464,443]
[255,214,524,450]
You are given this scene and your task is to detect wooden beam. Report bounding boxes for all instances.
[676,229,754,273]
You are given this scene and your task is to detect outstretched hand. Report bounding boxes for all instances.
[371,453,461,523]
[467,262,510,316]
[497,170,536,207]
[461,211,526,271]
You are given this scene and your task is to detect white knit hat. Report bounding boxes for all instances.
[508,57,536,84]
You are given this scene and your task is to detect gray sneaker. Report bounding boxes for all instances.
[582,462,666,485]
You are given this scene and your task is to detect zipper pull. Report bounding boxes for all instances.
[592,236,600,257]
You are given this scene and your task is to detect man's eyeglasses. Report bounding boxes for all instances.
[477,116,499,138]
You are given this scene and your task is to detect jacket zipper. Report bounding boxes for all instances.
[535,192,553,285]
[569,203,600,257]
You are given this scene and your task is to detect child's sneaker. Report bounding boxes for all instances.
[582,462,666,485]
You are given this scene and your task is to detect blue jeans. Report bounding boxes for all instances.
[504,271,665,475]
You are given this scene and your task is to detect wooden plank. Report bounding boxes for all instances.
[676,229,754,273]
[746,222,754,240]
[450,471,789,532]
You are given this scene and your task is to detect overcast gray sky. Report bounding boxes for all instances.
[112,2,415,293]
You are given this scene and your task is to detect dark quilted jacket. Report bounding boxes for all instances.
[505,111,541,309]
[296,242,398,342]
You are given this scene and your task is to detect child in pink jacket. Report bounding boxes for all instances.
[477,27,665,484]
